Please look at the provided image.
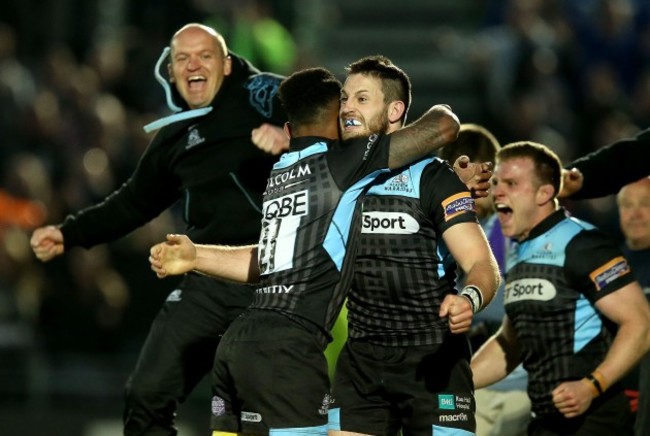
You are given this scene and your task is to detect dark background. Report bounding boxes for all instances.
[0,1,649,434]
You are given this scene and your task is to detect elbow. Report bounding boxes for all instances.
[434,106,460,144]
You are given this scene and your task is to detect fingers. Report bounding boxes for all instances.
[440,295,473,334]
[453,155,470,170]
[166,233,181,244]
[481,161,493,171]
[552,381,591,418]
[251,124,273,152]
[567,167,582,180]
[251,124,289,155]
[149,258,166,278]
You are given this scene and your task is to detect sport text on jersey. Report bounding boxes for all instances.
[361,211,420,234]
[504,278,556,304]
[264,164,312,196]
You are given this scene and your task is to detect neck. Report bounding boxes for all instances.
[292,124,338,141]
[627,238,650,251]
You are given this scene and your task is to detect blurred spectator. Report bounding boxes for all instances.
[616,177,650,436]
[206,0,297,74]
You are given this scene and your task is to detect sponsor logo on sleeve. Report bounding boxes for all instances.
[442,192,474,221]
[504,278,556,303]
[589,256,631,291]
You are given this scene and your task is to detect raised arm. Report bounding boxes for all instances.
[387,104,460,169]
[149,234,260,283]
[561,128,650,199]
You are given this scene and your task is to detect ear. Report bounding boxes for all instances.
[223,55,233,76]
[283,122,292,139]
[536,184,555,206]
[167,63,175,83]
[387,100,405,124]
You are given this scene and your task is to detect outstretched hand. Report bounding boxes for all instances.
[252,123,290,155]
[149,234,197,278]
[453,155,493,199]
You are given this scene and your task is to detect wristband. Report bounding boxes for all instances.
[589,371,607,394]
[582,371,607,398]
[460,285,484,314]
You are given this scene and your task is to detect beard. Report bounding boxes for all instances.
[342,110,390,140]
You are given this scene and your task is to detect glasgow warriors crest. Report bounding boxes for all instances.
[246,74,281,118]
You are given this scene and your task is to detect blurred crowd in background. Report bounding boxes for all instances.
[0,0,648,433]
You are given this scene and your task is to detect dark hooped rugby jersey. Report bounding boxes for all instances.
[504,208,636,416]
[250,134,392,344]
[348,157,478,347]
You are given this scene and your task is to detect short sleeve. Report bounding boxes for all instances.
[420,158,478,233]
[565,229,636,301]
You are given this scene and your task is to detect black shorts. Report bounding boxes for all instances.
[210,309,330,435]
[330,335,475,436]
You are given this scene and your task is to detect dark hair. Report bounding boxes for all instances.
[497,141,562,197]
[438,123,500,164]
[345,55,411,124]
[278,67,342,128]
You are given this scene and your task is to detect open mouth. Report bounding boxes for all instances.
[495,203,512,214]
[344,119,362,128]
[187,75,207,90]
[495,203,513,223]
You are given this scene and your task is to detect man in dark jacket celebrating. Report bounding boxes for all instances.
[30,23,287,435]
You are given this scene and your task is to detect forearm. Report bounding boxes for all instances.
[462,258,501,311]
[194,244,260,283]
[388,105,460,169]
[61,181,173,249]
[567,128,650,199]
[592,321,650,391]
[471,334,515,389]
